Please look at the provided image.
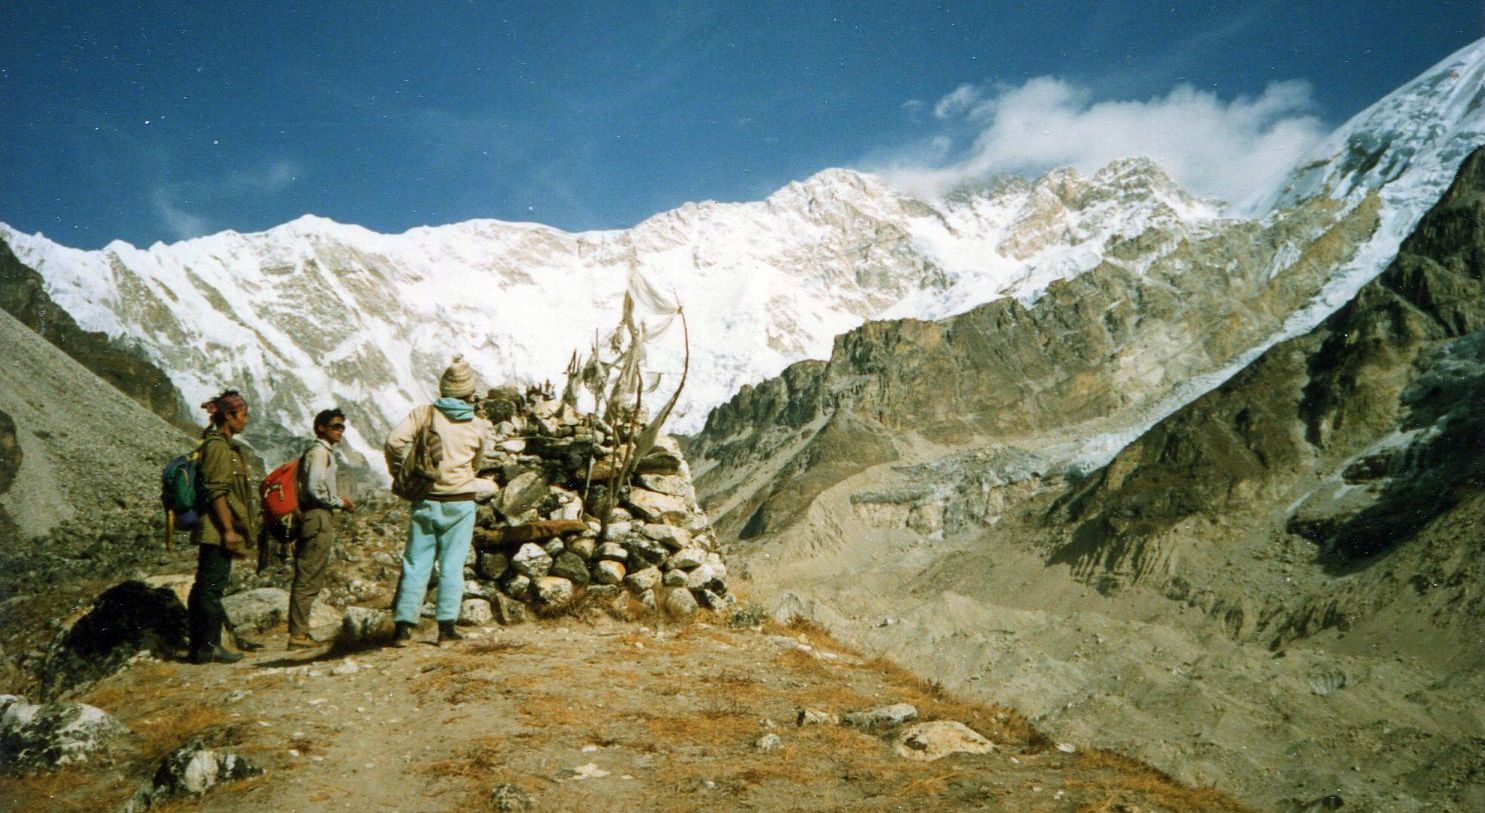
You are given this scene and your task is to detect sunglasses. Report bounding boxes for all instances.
[328,423,346,430]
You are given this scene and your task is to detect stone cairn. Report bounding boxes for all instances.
[460,383,732,625]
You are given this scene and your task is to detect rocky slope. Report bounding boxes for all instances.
[690,150,1485,813]
[683,42,1485,813]
[0,305,189,541]
[0,241,194,432]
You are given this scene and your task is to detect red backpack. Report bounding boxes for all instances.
[260,454,304,529]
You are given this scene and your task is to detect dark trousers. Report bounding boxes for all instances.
[188,543,233,653]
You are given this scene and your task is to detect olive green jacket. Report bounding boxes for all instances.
[190,427,259,551]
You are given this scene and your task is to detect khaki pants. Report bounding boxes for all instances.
[289,508,336,637]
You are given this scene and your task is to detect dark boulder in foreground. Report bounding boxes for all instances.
[40,580,188,699]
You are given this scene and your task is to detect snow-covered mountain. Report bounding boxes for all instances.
[0,159,1222,472]
[1,39,1480,478]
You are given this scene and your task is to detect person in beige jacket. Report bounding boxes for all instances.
[383,356,496,646]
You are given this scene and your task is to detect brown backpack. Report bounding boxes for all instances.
[391,406,442,502]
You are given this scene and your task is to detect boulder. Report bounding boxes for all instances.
[0,695,125,774]
[221,587,290,633]
[662,569,688,588]
[596,542,629,561]
[550,552,591,585]
[592,560,626,586]
[39,580,188,699]
[893,721,995,761]
[542,538,566,557]
[459,599,493,626]
[511,544,552,579]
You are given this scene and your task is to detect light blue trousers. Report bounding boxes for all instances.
[394,500,475,624]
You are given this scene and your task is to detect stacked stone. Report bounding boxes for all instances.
[460,386,731,624]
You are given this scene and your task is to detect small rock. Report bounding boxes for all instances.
[662,569,688,588]
[663,586,698,619]
[493,593,528,626]
[556,762,609,780]
[330,659,361,677]
[623,567,662,593]
[550,552,591,585]
[477,553,510,581]
[639,523,690,550]
[1056,742,1077,754]
[668,548,707,569]
[533,577,575,607]
[893,721,995,761]
[588,559,624,585]
[499,472,549,517]
[697,589,734,611]
[490,783,534,812]
[596,542,629,561]
[511,544,553,579]
[459,599,493,627]
[339,607,393,646]
[542,538,566,557]
[795,708,838,726]
[566,537,597,560]
[841,704,918,730]
[501,573,533,601]
[754,733,782,752]
[626,489,689,523]
[685,564,716,590]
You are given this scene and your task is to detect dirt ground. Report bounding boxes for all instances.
[2,613,1252,813]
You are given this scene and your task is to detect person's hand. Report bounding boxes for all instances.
[223,531,250,559]
[342,497,356,512]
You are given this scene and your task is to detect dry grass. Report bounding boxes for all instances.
[859,654,1047,750]
[460,637,528,656]
[514,691,597,728]
[1071,749,1263,813]
[0,769,131,813]
[132,702,232,759]
[81,661,176,710]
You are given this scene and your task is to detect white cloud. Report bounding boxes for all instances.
[875,77,1326,210]
[151,188,210,240]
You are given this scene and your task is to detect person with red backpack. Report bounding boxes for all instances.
[286,408,356,650]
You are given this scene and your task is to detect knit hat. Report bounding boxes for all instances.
[439,354,478,399]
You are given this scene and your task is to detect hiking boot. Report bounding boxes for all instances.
[437,621,463,646]
[287,634,317,651]
[392,622,414,648]
[190,646,244,665]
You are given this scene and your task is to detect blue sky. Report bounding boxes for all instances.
[1,1,1479,248]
